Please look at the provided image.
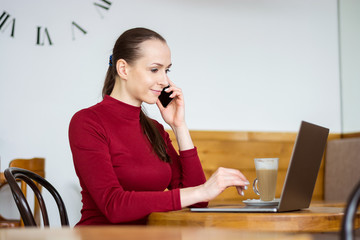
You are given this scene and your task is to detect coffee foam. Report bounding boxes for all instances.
[254,158,278,170]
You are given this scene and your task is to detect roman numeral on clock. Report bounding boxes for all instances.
[36,26,53,46]
[0,11,16,38]
[94,0,112,18]
[71,22,87,40]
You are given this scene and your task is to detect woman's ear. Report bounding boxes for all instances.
[116,59,128,80]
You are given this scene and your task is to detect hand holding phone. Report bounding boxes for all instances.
[159,86,173,108]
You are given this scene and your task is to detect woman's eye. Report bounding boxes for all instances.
[165,69,171,74]
[151,68,158,73]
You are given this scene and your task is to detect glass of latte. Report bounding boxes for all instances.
[253,158,279,201]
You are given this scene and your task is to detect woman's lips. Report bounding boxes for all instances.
[151,89,162,96]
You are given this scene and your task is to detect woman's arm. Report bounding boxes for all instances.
[171,124,193,151]
[156,79,192,151]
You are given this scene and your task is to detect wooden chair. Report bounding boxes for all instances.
[0,158,45,227]
[4,167,69,227]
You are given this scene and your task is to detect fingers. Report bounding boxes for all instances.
[236,185,248,196]
[164,84,183,101]
[163,79,182,100]
[215,167,249,185]
[236,186,244,196]
[201,167,250,201]
[212,167,249,196]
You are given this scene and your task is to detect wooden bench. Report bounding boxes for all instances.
[325,136,360,202]
[167,130,341,202]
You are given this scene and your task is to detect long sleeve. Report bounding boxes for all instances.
[160,127,208,208]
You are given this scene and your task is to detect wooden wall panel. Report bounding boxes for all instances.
[167,130,340,203]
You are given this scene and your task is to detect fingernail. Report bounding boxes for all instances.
[245,180,250,185]
[241,191,244,196]
[244,185,248,190]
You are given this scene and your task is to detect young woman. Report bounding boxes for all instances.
[69,27,249,226]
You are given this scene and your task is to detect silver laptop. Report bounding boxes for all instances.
[190,121,329,213]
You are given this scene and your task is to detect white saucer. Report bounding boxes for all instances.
[242,198,280,206]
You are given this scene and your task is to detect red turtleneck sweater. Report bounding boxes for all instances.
[69,95,207,225]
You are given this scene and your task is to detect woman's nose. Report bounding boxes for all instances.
[159,74,169,87]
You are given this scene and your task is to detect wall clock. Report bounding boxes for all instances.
[0,0,112,46]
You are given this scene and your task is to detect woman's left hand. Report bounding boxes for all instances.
[156,79,186,129]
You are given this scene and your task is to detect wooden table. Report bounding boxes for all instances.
[147,202,360,232]
[0,226,315,240]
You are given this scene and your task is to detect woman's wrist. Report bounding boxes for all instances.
[170,122,187,134]
[171,123,194,151]
[180,184,208,208]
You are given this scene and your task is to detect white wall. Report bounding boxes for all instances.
[0,0,340,226]
[339,0,360,133]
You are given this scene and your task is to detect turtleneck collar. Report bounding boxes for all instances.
[102,95,141,120]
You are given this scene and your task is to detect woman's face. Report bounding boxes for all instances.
[124,39,172,106]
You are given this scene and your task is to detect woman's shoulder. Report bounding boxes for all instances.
[149,118,170,139]
[150,118,165,131]
[69,101,104,127]
[71,106,97,122]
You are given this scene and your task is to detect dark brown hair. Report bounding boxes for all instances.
[102,27,171,163]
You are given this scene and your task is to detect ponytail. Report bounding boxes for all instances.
[102,67,116,97]
[140,111,171,163]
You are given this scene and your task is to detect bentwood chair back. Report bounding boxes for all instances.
[341,179,360,240]
[4,167,69,227]
[9,158,45,225]
[0,158,45,227]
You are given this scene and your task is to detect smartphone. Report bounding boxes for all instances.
[159,86,173,108]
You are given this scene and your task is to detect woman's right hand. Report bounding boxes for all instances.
[180,167,249,208]
[200,167,249,202]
